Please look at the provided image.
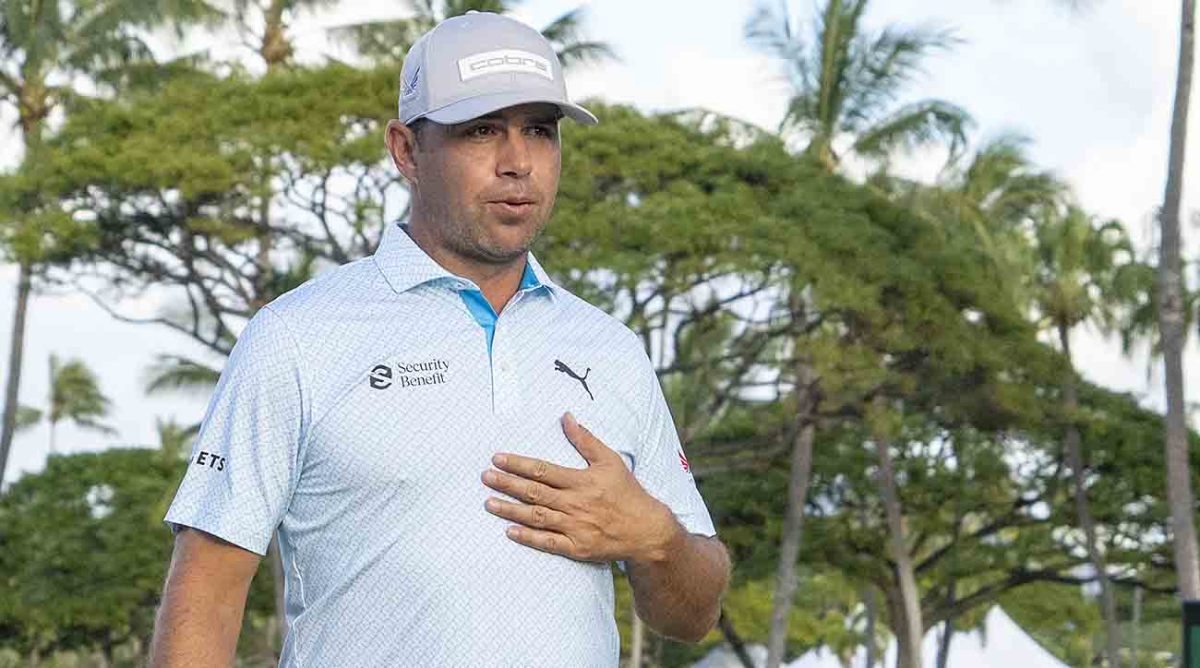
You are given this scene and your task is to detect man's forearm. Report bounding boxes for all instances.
[150,585,245,667]
[626,520,731,643]
[149,565,249,667]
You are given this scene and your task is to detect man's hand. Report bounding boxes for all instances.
[481,412,685,563]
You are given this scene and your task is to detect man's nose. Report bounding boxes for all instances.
[495,129,533,178]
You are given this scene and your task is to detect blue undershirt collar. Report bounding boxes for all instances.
[457,262,544,360]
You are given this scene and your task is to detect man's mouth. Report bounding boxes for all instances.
[487,198,537,215]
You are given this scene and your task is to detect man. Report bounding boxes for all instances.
[150,11,729,667]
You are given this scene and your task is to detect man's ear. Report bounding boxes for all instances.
[385,119,420,184]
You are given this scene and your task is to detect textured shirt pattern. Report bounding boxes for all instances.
[163,221,717,667]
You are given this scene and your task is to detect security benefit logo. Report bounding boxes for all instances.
[369,358,450,391]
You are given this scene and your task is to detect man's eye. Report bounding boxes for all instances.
[528,125,557,138]
[467,125,495,137]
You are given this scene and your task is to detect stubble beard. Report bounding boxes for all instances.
[443,207,549,266]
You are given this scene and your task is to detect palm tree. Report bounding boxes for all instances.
[1032,205,1137,668]
[746,0,970,172]
[1039,0,1200,612]
[145,354,222,396]
[882,138,1062,666]
[0,0,217,490]
[870,397,922,668]
[46,354,116,454]
[926,136,1061,264]
[13,404,40,432]
[222,0,336,69]
[745,2,969,665]
[1158,0,1200,602]
[329,0,511,64]
[328,0,616,71]
[155,417,199,461]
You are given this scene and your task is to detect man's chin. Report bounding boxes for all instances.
[474,220,544,261]
[462,234,534,265]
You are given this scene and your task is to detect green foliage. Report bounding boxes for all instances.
[0,170,97,267]
[12,405,40,433]
[539,6,618,69]
[0,448,277,661]
[37,63,401,354]
[1002,583,1103,667]
[0,449,182,655]
[143,355,221,396]
[547,101,790,292]
[48,355,115,438]
[43,64,396,199]
[330,1,614,71]
[1032,205,1137,336]
[0,0,221,112]
[745,0,971,168]
[887,135,1064,307]
[330,0,517,64]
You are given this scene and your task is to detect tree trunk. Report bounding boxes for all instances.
[630,607,644,667]
[881,581,920,668]
[259,0,293,69]
[935,620,952,668]
[936,459,968,668]
[1159,0,1200,601]
[873,400,922,668]
[0,261,32,487]
[935,573,955,668]
[130,636,144,666]
[864,586,878,668]
[1059,324,1121,667]
[100,636,114,667]
[718,608,756,668]
[48,355,55,455]
[1132,585,1142,668]
[766,358,817,668]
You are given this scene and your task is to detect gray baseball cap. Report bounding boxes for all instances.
[398,11,598,126]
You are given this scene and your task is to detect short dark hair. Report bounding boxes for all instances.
[407,118,432,148]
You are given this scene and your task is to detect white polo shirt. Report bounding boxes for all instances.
[163,221,717,667]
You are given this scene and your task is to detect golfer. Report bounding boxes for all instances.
[150,11,730,667]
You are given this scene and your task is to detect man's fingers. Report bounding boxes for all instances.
[482,469,563,510]
[561,412,612,465]
[485,497,570,532]
[503,525,588,560]
[491,452,582,488]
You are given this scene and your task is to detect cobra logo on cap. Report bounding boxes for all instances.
[457,49,553,82]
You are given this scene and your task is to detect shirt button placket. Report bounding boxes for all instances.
[492,321,507,414]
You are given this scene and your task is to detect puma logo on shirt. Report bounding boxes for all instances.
[554,359,593,400]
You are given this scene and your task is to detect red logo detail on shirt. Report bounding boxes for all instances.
[678,449,690,472]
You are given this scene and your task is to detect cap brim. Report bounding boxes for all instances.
[420,91,597,125]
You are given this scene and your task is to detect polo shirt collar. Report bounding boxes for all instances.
[373,222,559,300]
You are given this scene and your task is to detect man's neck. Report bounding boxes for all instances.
[402,220,526,315]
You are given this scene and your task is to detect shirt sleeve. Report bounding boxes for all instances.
[163,306,307,556]
[616,350,718,573]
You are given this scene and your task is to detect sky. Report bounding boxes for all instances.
[0,0,1190,503]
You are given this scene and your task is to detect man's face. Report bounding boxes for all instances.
[392,102,562,266]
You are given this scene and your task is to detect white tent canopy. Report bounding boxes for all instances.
[691,607,1069,668]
